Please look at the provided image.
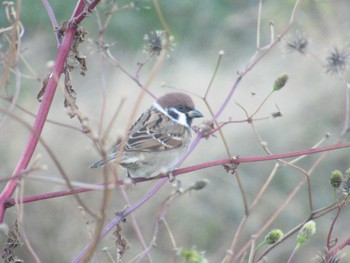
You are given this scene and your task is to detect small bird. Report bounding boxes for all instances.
[90,92,203,179]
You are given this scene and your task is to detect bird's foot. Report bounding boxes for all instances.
[167,171,175,182]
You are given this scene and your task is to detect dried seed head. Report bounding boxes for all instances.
[286,32,308,54]
[325,47,350,75]
[314,250,341,263]
[340,171,350,195]
[143,30,175,57]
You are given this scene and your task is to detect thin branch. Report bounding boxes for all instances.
[40,0,60,45]
[5,138,350,207]
[0,0,98,222]
[0,107,97,217]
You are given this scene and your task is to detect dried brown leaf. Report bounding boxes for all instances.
[114,224,129,260]
[37,74,50,102]
[63,68,77,118]
[192,120,216,139]
[2,221,23,263]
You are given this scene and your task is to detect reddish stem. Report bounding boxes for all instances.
[326,206,341,250]
[0,0,93,222]
[5,141,350,208]
[328,237,350,258]
[5,187,92,208]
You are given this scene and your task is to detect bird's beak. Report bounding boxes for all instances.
[187,109,203,118]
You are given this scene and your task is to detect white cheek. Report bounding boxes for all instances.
[176,112,188,126]
[153,102,189,127]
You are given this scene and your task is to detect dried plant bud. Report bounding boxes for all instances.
[271,111,283,118]
[264,229,284,245]
[190,179,209,191]
[297,220,316,246]
[178,248,208,263]
[273,74,289,91]
[330,170,343,189]
[325,47,350,75]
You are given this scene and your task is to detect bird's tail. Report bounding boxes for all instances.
[89,153,117,168]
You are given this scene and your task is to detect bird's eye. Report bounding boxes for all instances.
[177,105,185,111]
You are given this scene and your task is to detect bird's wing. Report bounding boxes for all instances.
[124,108,190,152]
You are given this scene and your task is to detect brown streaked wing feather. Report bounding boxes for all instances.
[125,108,189,152]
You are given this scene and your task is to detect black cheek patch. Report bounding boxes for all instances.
[186,117,193,126]
[167,109,179,120]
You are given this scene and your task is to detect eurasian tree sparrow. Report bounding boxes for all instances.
[90,92,203,179]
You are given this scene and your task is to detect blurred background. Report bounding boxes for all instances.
[1,0,350,262]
